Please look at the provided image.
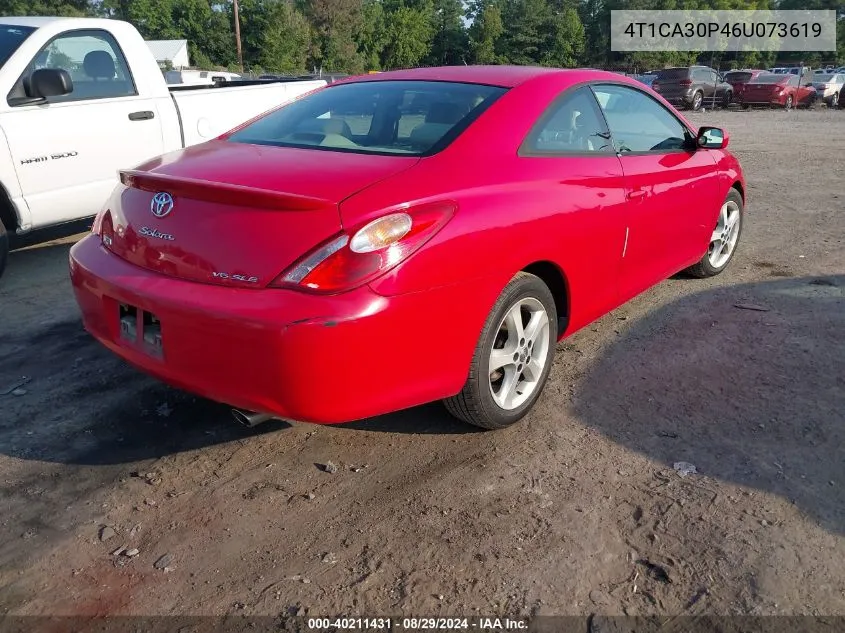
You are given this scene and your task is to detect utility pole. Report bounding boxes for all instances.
[233,0,243,72]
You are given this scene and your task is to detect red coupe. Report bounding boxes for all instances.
[70,66,746,430]
[740,73,816,109]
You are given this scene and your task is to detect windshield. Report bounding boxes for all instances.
[228,80,507,156]
[750,74,786,84]
[814,74,839,83]
[725,72,752,83]
[0,24,36,69]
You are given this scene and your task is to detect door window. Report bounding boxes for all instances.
[592,84,690,154]
[21,29,136,102]
[521,86,614,154]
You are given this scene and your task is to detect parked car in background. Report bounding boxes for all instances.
[741,73,816,109]
[770,66,811,78]
[0,17,326,278]
[651,66,733,110]
[811,73,845,108]
[723,69,766,102]
[69,66,745,430]
[634,71,658,87]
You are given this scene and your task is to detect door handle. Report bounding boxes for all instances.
[128,111,155,121]
[627,190,647,200]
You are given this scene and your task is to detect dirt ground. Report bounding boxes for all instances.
[0,108,843,622]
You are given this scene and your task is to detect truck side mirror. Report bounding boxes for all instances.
[26,68,73,98]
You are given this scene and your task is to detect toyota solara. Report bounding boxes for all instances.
[70,66,745,430]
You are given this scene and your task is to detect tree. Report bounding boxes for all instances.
[298,0,365,72]
[381,1,435,69]
[543,6,585,67]
[0,0,91,16]
[498,0,552,65]
[357,0,389,70]
[426,0,468,65]
[260,0,311,72]
[468,0,504,64]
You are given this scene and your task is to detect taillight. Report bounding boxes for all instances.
[271,201,456,293]
[651,81,660,90]
[99,211,115,249]
[679,79,692,86]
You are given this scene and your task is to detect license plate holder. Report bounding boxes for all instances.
[118,303,163,358]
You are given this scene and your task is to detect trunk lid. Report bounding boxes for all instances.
[104,141,418,287]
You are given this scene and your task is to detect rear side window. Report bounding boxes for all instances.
[692,68,711,82]
[522,86,613,154]
[228,80,507,156]
[0,24,35,69]
[593,84,689,153]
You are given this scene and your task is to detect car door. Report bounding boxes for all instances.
[0,28,165,230]
[518,86,628,329]
[591,83,721,302]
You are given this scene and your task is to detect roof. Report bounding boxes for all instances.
[345,65,567,88]
[146,39,188,62]
[0,16,111,28]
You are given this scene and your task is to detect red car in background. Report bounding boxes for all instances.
[723,69,766,101]
[741,73,817,109]
[70,66,746,430]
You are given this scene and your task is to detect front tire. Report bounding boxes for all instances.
[686,188,744,279]
[443,272,557,430]
[0,221,8,279]
[830,92,839,108]
[785,95,794,110]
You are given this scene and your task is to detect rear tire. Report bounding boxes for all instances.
[443,272,557,430]
[0,221,8,280]
[691,91,703,111]
[686,188,744,279]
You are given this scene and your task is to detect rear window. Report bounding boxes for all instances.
[227,80,507,156]
[750,74,785,84]
[724,72,752,83]
[656,68,689,80]
[0,24,36,69]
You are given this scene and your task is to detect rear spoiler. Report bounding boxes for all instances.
[120,170,334,211]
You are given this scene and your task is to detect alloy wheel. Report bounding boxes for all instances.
[708,200,742,269]
[488,298,551,411]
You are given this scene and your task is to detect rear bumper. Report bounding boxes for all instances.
[69,235,497,424]
[657,91,694,106]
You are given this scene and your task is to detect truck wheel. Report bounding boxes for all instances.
[443,272,557,430]
[0,220,8,279]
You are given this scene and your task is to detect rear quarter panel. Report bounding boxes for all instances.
[352,71,633,333]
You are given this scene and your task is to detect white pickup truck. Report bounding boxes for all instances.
[0,16,326,277]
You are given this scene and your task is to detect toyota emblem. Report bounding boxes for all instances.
[150,192,174,218]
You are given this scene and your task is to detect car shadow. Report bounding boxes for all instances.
[572,274,844,535]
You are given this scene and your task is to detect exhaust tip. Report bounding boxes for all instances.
[231,408,272,428]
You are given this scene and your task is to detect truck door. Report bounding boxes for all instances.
[0,28,165,229]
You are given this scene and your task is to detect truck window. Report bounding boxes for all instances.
[24,29,136,102]
[0,24,36,69]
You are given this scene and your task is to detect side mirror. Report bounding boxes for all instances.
[25,68,73,99]
[697,126,728,149]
